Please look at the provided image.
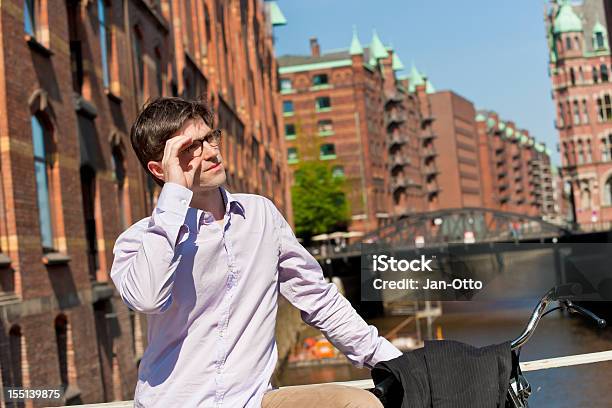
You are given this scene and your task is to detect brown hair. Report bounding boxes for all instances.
[130,97,214,187]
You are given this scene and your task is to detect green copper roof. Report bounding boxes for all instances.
[593,20,606,34]
[267,1,287,26]
[520,135,529,144]
[535,143,545,153]
[527,138,535,146]
[349,26,364,55]
[554,0,582,34]
[422,72,436,94]
[498,121,506,131]
[408,64,425,92]
[487,117,496,129]
[370,30,389,60]
[475,113,486,122]
[505,127,514,137]
[278,59,352,74]
[392,52,405,71]
[545,148,552,156]
[369,54,377,67]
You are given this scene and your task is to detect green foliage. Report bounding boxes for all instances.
[291,161,350,240]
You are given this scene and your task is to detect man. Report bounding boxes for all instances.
[111,97,402,407]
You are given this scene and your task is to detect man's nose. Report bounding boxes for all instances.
[201,143,219,161]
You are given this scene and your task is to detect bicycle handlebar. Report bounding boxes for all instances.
[510,286,607,351]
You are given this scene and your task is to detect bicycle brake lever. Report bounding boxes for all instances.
[564,300,607,328]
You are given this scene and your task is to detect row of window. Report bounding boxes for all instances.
[283,96,332,115]
[577,177,612,209]
[280,74,329,92]
[30,111,127,276]
[285,119,334,139]
[287,144,337,163]
[566,64,611,87]
[557,31,607,54]
[557,95,612,127]
[29,0,164,99]
[561,134,612,165]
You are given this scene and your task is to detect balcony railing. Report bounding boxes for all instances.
[385,111,407,126]
[389,132,408,146]
[426,184,439,194]
[391,155,411,167]
[423,166,439,177]
[391,177,406,190]
[419,132,436,142]
[422,147,436,158]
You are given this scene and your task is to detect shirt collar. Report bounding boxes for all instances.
[194,186,246,229]
[220,186,246,218]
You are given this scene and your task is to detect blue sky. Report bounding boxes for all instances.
[273,0,559,164]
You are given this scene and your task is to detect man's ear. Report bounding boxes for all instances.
[147,160,165,182]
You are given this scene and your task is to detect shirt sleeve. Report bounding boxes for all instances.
[272,202,402,369]
[110,182,193,314]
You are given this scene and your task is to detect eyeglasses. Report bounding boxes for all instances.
[182,129,222,157]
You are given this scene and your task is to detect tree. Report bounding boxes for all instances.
[291,161,350,240]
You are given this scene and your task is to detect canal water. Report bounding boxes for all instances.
[279,306,612,407]
[279,249,612,407]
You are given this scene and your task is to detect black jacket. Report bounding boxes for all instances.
[371,340,512,408]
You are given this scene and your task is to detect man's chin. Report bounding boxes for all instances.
[194,174,227,192]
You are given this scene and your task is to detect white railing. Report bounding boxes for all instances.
[48,350,612,407]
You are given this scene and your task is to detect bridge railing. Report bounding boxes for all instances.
[48,350,612,407]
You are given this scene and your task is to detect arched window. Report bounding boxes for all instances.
[605,94,612,120]
[559,102,565,127]
[570,67,576,86]
[111,144,127,229]
[155,46,163,96]
[582,99,589,123]
[24,0,36,36]
[595,32,605,49]
[581,188,591,209]
[593,66,599,83]
[573,100,580,125]
[597,97,604,121]
[575,36,580,50]
[31,114,56,251]
[55,315,68,392]
[132,25,144,103]
[577,141,584,164]
[605,176,612,205]
[97,0,111,88]
[7,326,24,390]
[566,36,572,50]
[601,64,609,82]
[587,140,593,163]
[579,67,584,83]
[80,164,99,281]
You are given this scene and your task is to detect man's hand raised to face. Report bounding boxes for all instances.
[161,134,201,189]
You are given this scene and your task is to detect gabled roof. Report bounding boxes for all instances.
[553,0,582,34]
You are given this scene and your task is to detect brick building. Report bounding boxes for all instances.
[476,111,559,220]
[277,29,426,234]
[0,0,288,406]
[426,90,483,209]
[545,0,612,229]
